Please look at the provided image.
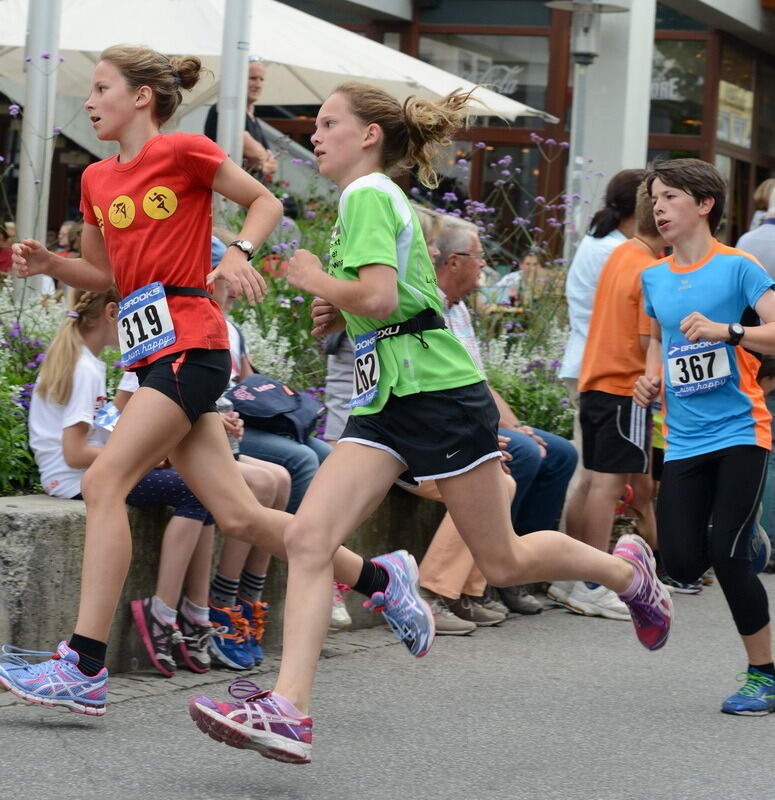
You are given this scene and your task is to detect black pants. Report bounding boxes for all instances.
[657,445,769,636]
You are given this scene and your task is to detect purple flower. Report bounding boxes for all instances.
[409,187,420,196]
[474,141,486,149]
[9,104,21,116]
[292,295,305,303]
[535,195,545,204]
[33,179,41,184]
[58,56,65,62]
[529,132,544,143]
[52,125,62,135]
[559,141,569,148]
[304,210,316,219]
[500,170,510,176]
[36,353,46,364]
[442,191,458,203]
[0,156,4,163]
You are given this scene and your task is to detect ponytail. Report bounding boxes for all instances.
[334,82,477,188]
[588,168,645,239]
[36,287,120,405]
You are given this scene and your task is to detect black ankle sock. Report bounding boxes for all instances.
[352,560,389,598]
[68,634,107,677]
[750,662,775,677]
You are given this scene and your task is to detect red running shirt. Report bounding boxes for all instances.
[81,132,229,366]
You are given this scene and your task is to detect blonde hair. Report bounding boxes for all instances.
[334,82,476,188]
[411,204,445,247]
[753,178,775,211]
[36,287,120,405]
[100,45,207,124]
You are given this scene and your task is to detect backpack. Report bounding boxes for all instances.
[226,373,324,443]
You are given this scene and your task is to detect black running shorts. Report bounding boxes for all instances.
[134,348,230,425]
[339,380,501,486]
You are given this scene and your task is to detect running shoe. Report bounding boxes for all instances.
[130,597,182,677]
[419,589,476,636]
[721,668,775,716]
[0,641,107,716]
[613,533,673,651]
[496,584,542,615]
[189,679,313,764]
[209,604,255,670]
[751,524,772,574]
[447,594,506,627]
[177,610,215,674]
[330,582,353,632]
[547,580,576,605]
[362,550,435,657]
[236,596,269,665]
[562,582,631,621]
[656,570,702,595]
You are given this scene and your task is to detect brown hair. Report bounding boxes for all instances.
[100,45,207,124]
[36,287,121,405]
[645,158,726,234]
[333,82,476,188]
[588,169,645,239]
[635,181,659,239]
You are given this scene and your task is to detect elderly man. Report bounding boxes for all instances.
[420,216,578,613]
[205,56,278,182]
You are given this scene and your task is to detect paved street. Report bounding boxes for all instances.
[2,576,775,800]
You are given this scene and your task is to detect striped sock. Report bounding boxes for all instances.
[239,569,267,603]
[210,573,239,609]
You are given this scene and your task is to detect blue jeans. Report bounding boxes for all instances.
[239,428,332,513]
[499,426,577,534]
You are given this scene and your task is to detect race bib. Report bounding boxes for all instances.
[346,329,380,408]
[94,401,121,432]
[118,282,176,366]
[667,338,731,397]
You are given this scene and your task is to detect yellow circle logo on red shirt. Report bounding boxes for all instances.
[109,195,135,229]
[143,186,178,220]
[93,205,105,233]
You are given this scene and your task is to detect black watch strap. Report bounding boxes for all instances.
[728,323,744,346]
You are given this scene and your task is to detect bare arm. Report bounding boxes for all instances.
[287,249,398,320]
[61,422,103,469]
[12,223,114,291]
[206,157,284,304]
[634,319,663,407]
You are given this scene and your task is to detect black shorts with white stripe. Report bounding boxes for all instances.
[579,390,652,474]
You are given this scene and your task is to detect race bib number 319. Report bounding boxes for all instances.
[118,282,176,366]
[667,338,731,397]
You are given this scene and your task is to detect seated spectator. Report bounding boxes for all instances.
[431,215,578,613]
[208,233,333,652]
[28,288,220,677]
[749,178,775,231]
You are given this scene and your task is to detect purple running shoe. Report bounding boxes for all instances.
[613,533,673,651]
[189,679,312,764]
[0,641,107,715]
[363,549,435,657]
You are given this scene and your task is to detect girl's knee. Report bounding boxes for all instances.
[283,517,335,564]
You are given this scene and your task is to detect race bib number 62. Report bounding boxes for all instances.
[667,338,731,397]
[346,329,380,408]
[118,281,176,366]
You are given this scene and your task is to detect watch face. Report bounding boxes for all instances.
[732,323,744,335]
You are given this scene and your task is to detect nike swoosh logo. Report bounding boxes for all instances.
[445,450,460,459]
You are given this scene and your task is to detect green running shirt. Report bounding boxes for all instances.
[329,173,483,415]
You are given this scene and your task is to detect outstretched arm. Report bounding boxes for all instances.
[13,223,114,292]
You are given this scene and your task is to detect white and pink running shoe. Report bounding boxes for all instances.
[189,679,312,764]
[613,533,673,651]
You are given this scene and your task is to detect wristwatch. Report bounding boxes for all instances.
[228,239,254,259]
[728,322,745,346]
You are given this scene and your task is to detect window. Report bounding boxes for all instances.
[717,45,754,150]
[649,39,707,136]
[419,0,550,26]
[419,34,549,128]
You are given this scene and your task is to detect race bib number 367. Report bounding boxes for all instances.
[667,338,731,397]
[118,282,176,366]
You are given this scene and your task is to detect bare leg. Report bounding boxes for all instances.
[274,443,404,712]
[742,624,773,665]
[183,525,215,608]
[564,468,591,541]
[580,471,629,552]
[434,459,634,592]
[628,472,658,549]
[154,516,207,609]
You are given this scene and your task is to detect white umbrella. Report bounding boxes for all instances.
[0,0,557,123]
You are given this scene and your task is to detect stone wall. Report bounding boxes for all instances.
[0,489,446,672]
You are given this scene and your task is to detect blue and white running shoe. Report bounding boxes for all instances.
[721,668,775,716]
[750,523,772,574]
[363,550,435,657]
[0,641,107,716]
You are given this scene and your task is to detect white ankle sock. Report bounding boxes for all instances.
[151,595,178,626]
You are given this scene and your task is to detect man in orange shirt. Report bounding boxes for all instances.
[550,184,665,619]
